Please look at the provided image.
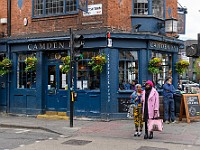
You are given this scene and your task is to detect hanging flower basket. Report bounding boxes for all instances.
[0,58,12,76]
[25,57,37,72]
[175,60,190,75]
[148,57,162,74]
[88,53,107,73]
[61,56,70,74]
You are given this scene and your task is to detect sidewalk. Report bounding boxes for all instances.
[1,113,200,146]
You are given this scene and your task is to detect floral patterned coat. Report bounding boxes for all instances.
[142,87,160,119]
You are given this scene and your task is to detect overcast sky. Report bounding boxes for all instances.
[178,0,200,40]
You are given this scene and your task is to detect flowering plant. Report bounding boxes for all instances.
[0,58,12,76]
[88,54,107,72]
[61,56,70,74]
[25,57,37,72]
[148,57,162,74]
[194,57,200,74]
[175,60,190,75]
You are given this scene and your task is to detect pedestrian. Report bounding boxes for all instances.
[131,80,137,91]
[163,76,176,124]
[142,80,160,139]
[130,84,143,136]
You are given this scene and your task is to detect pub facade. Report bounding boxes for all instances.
[0,0,185,119]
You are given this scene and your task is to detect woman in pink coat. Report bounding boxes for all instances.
[142,80,160,139]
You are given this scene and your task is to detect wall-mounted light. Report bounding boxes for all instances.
[134,24,142,32]
[165,18,178,33]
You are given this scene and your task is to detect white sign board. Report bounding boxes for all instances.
[107,39,112,47]
[83,4,102,16]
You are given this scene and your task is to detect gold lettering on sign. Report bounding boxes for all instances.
[58,42,65,49]
[27,42,68,50]
[33,44,38,50]
[53,42,58,49]
[39,43,46,49]
[28,44,32,50]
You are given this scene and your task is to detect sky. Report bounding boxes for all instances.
[178,0,200,40]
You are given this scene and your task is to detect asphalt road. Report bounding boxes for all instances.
[0,127,60,150]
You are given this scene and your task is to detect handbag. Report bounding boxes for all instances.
[148,119,163,132]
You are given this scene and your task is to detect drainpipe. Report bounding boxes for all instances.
[7,0,11,37]
[6,0,11,113]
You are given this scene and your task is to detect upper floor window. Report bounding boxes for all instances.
[152,0,164,18]
[33,0,77,17]
[134,0,148,15]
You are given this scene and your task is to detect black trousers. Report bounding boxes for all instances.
[145,121,148,134]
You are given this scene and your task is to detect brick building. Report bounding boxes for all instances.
[0,0,184,119]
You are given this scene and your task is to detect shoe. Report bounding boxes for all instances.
[149,132,153,139]
[165,121,170,124]
[171,120,177,124]
[144,133,148,139]
[138,131,142,137]
[134,132,138,136]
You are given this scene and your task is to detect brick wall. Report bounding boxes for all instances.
[0,0,8,36]
[107,0,132,31]
[166,0,178,19]
[10,0,109,36]
[1,0,178,37]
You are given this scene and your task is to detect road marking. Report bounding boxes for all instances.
[35,141,41,143]
[19,145,25,147]
[15,129,31,134]
[48,137,53,140]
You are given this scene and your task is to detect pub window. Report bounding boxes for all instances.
[77,51,100,90]
[134,0,148,15]
[119,50,138,90]
[0,53,6,61]
[33,0,77,17]
[17,53,36,89]
[47,52,69,90]
[151,52,172,87]
[152,0,164,18]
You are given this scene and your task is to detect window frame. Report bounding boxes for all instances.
[133,0,148,16]
[32,0,78,18]
[76,51,101,91]
[17,53,37,89]
[118,50,139,91]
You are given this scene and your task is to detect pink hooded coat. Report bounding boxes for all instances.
[142,87,160,119]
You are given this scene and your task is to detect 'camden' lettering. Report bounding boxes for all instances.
[149,41,178,51]
[27,42,67,50]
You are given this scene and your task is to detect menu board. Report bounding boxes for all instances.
[179,94,200,123]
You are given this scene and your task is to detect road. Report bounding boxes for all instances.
[0,127,59,150]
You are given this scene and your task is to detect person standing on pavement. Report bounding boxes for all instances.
[163,76,176,124]
[142,80,160,139]
[130,84,143,137]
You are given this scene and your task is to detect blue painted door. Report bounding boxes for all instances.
[46,64,68,111]
[0,76,7,111]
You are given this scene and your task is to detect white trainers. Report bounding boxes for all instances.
[171,120,177,124]
[165,121,170,124]
[134,132,138,136]
[138,131,142,136]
